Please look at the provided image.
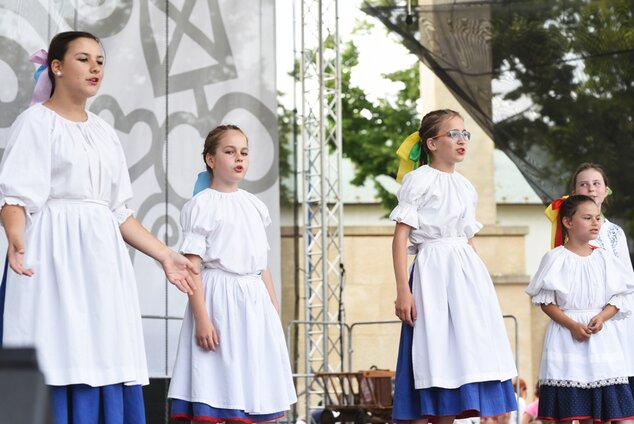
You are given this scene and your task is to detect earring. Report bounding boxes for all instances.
[55,71,62,76]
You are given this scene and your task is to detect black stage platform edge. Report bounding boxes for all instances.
[0,347,53,424]
[0,350,180,423]
[144,377,182,424]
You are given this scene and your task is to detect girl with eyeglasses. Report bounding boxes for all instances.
[390,109,517,424]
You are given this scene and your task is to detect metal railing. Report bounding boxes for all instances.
[287,315,521,424]
[141,313,520,424]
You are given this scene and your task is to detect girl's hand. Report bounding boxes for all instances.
[569,322,591,341]
[7,239,33,276]
[588,315,605,333]
[196,317,219,352]
[395,291,417,327]
[161,249,197,294]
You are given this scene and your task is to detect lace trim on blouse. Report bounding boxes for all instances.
[596,225,621,258]
[539,377,629,389]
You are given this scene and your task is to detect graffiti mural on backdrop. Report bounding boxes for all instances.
[0,0,279,375]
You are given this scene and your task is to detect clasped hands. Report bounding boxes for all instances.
[569,314,605,342]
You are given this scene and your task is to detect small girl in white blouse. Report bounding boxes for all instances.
[527,194,634,422]
[391,109,517,424]
[568,163,634,386]
[168,125,296,422]
[526,195,634,423]
[546,163,634,398]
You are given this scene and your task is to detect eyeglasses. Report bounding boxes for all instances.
[430,129,471,142]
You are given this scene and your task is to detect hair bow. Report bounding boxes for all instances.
[30,49,52,105]
[396,131,422,183]
[544,195,569,248]
[193,171,212,196]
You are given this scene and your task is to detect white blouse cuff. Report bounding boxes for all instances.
[608,295,630,320]
[179,232,206,257]
[113,207,134,225]
[0,198,32,225]
[389,202,418,228]
[463,222,484,239]
[531,290,556,306]
[0,197,28,210]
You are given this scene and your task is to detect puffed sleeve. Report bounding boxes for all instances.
[109,134,135,224]
[244,191,271,252]
[248,193,272,227]
[603,250,634,319]
[179,195,211,258]
[0,108,52,219]
[389,169,428,228]
[525,249,562,306]
[460,176,484,239]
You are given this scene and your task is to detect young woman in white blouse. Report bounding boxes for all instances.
[391,109,517,424]
[0,31,196,423]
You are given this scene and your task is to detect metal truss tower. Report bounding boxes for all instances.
[299,0,345,420]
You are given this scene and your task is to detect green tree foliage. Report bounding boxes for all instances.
[340,36,419,211]
[278,25,419,212]
[277,90,295,207]
[361,0,633,240]
[492,0,634,238]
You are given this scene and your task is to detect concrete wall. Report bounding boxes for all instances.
[497,204,552,397]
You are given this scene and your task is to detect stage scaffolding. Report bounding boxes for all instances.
[297,0,345,422]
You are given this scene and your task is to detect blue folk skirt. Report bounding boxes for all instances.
[392,267,517,422]
[1,257,146,424]
[170,399,284,423]
[393,319,517,422]
[51,384,145,424]
[538,382,634,422]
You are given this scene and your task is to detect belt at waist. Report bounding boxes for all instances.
[202,266,263,279]
[409,237,468,254]
[46,198,109,207]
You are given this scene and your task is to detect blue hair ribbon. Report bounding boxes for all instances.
[34,64,46,82]
[193,171,212,196]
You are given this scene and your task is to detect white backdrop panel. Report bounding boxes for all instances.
[0,0,279,377]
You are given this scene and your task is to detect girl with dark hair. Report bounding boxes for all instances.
[391,109,517,424]
[0,31,197,423]
[547,163,634,394]
[527,195,634,423]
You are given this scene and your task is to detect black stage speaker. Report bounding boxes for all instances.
[0,348,52,424]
